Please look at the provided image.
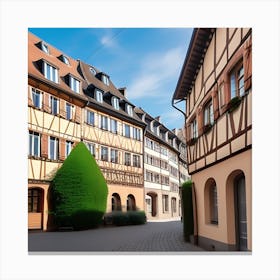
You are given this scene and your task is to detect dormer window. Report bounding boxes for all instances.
[60,55,70,65]
[69,75,80,93]
[101,74,110,86]
[95,89,103,103]
[89,67,96,76]
[43,61,58,83]
[112,96,119,110]
[40,41,49,54]
[126,104,133,116]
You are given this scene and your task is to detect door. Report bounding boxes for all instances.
[235,175,248,251]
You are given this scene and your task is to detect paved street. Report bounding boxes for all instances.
[29,220,204,252]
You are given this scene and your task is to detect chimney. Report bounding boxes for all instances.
[118,87,127,97]
[155,116,161,123]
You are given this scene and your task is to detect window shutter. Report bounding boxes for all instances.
[28,87,33,106]
[186,123,191,142]
[59,139,66,160]
[43,93,51,113]
[197,108,203,136]
[243,38,252,91]
[41,134,48,158]
[74,106,81,123]
[60,100,66,118]
[212,88,219,120]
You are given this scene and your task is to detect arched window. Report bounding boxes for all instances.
[111,193,121,211]
[204,178,218,225]
[127,194,136,211]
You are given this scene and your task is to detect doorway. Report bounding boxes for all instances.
[234,175,248,251]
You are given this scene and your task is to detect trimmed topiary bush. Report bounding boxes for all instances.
[104,211,147,226]
[127,211,147,225]
[182,180,194,241]
[49,142,108,230]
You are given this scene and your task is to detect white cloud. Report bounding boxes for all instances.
[127,47,185,99]
[160,109,185,130]
[100,34,117,48]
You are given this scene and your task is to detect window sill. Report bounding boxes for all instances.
[187,137,197,146]
[203,123,213,134]
[227,96,242,113]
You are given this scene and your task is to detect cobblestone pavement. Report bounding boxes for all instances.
[29,220,204,252]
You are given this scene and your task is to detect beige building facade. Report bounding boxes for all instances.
[172,28,252,251]
[28,32,145,230]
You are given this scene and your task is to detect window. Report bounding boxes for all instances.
[111,149,118,164]
[49,136,59,160]
[89,67,96,76]
[95,89,103,103]
[86,110,94,126]
[132,127,141,140]
[66,141,73,157]
[61,55,70,65]
[124,124,130,138]
[204,100,214,126]
[85,142,95,157]
[31,88,42,109]
[28,188,43,213]
[50,96,59,115]
[29,131,40,157]
[210,185,218,224]
[230,62,244,99]
[66,103,74,120]
[40,41,49,54]
[102,75,110,86]
[110,119,118,134]
[69,76,80,93]
[101,115,108,130]
[101,146,109,161]
[126,104,133,116]
[191,119,198,139]
[124,152,131,166]
[43,62,58,83]
[162,195,169,212]
[133,155,141,168]
[112,97,119,110]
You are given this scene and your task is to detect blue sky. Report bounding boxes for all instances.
[28,28,192,130]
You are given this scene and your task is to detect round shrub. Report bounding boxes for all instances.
[127,211,146,225]
[49,142,108,230]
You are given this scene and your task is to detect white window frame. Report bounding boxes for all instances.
[112,96,120,110]
[65,103,74,120]
[102,75,110,86]
[61,55,70,65]
[29,131,40,157]
[124,124,131,138]
[65,140,73,157]
[31,88,42,109]
[110,119,118,134]
[124,152,131,166]
[43,61,58,83]
[126,104,133,116]
[41,41,49,54]
[110,149,118,163]
[86,110,94,126]
[95,89,103,103]
[49,96,59,115]
[101,146,109,161]
[191,119,198,139]
[204,100,214,126]
[69,75,80,93]
[49,136,59,160]
[85,142,95,157]
[100,115,108,130]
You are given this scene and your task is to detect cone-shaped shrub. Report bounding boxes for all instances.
[49,142,108,230]
[182,180,194,241]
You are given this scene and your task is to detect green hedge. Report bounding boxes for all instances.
[182,180,194,241]
[104,211,147,226]
[48,142,108,230]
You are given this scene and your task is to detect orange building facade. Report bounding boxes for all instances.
[173,28,252,251]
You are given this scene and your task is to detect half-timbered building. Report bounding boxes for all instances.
[135,108,188,220]
[172,28,252,251]
[28,32,145,230]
